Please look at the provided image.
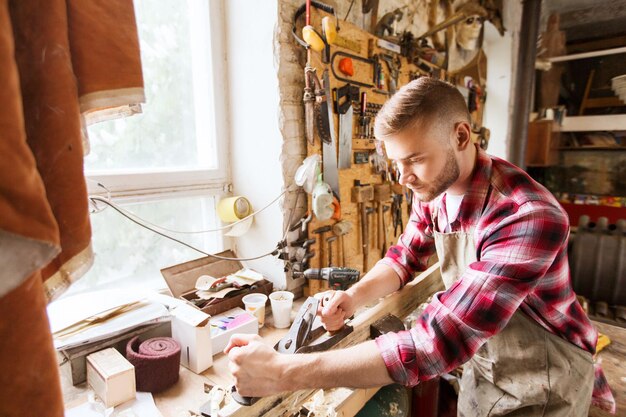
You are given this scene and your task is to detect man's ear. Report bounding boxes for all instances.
[454,121,472,150]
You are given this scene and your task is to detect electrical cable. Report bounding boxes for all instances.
[343,0,356,22]
[89,196,282,261]
[90,186,289,235]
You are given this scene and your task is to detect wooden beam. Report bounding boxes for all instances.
[561,115,626,132]
[558,1,626,30]
[220,263,444,417]
[581,97,626,110]
[567,35,626,54]
[547,46,626,63]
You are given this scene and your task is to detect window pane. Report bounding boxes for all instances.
[85,0,215,172]
[64,195,222,297]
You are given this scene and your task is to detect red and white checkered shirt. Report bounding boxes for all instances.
[375,149,615,412]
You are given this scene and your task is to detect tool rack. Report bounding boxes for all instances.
[301,9,427,295]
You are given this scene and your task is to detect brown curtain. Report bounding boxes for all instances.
[0,0,144,415]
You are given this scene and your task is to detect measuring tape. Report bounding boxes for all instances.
[217,196,251,223]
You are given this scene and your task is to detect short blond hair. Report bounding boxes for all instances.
[374,77,470,141]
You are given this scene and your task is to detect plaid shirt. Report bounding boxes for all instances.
[375,149,615,412]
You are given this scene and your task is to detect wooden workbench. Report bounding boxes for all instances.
[62,264,444,417]
[589,321,626,417]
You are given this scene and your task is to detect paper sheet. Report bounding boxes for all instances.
[54,302,170,350]
[48,289,149,334]
[65,392,163,417]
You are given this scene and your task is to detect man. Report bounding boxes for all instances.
[226,78,614,415]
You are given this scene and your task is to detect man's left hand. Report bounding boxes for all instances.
[225,334,289,397]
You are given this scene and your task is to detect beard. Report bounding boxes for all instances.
[409,146,460,202]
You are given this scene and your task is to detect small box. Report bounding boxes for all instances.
[160,250,273,317]
[171,303,213,374]
[86,348,136,408]
[210,307,258,354]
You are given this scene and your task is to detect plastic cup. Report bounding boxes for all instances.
[242,293,268,328]
[269,291,294,329]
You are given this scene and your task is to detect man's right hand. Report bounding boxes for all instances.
[316,290,356,332]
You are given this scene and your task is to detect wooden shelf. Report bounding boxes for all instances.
[560,115,626,132]
[558,146,626,151]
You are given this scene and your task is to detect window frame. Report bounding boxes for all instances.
[85,0,230,200]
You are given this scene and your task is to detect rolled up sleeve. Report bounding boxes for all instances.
[377,202,436,287]
[376,203,570,386]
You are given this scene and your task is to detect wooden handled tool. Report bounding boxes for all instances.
[351,184,374,271]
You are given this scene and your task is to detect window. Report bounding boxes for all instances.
[66,0,228,297]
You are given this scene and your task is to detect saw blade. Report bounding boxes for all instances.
[338,105,353,170]
[321,70,340,200]
[315,102,331,144]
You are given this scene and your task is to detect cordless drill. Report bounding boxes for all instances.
[294,267,360,291]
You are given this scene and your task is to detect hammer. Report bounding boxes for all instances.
[351,184,374,271]
[365,206,377,268]
[311,226,331,294]
[326,236,338,267]
[332,220,353,266]
[374,183,391,255]
[381,205,390,256]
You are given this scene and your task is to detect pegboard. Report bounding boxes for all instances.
[298,9,433,295]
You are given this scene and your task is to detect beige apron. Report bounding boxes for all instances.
[432,209,594,417]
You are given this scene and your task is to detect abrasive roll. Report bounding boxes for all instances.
[126,336,180,393]
[217,196,251,223]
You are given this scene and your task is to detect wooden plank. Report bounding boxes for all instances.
[547,46,626,63]
[220,263,444,417]
[561,115,626,132]
[301,386,380,417]
[581,97,626,110]
[567,35,626,55]
[589,321,626,417]
[558,1,626,31]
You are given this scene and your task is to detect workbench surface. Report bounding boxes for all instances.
[61,309,626,416]
[590,321,626,417]
[61,298,380,417]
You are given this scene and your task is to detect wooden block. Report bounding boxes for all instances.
[86,348,136,408]
[391,183,404,195]
[351,185,374,203]
[374,183,391,201]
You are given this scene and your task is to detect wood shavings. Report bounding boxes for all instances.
[299,390,337,417]
[388,401,399,416]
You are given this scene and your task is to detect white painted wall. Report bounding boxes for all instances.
[482,22,514,160]
[223,0,286,288]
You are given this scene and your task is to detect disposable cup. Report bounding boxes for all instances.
[242,293,268,328]
[269,291,294,329]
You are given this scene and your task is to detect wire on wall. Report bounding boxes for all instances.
[88,184,301,262]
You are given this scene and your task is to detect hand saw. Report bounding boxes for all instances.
[335,84,360,170]
[320,70,340,200]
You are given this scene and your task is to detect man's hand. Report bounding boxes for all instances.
[225,334,288,397]
[316,290,356,331]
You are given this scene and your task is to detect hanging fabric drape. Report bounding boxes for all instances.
[0,0,144,415]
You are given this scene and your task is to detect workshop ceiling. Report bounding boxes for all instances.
[542,0,626,42]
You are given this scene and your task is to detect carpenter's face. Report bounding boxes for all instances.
[384,119,460,202]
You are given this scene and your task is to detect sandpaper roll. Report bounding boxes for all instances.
[126,336,181,393]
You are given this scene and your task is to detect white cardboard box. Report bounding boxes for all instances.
[171,303,213,374]
[86,348,136,408]
[209,307,258,354]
